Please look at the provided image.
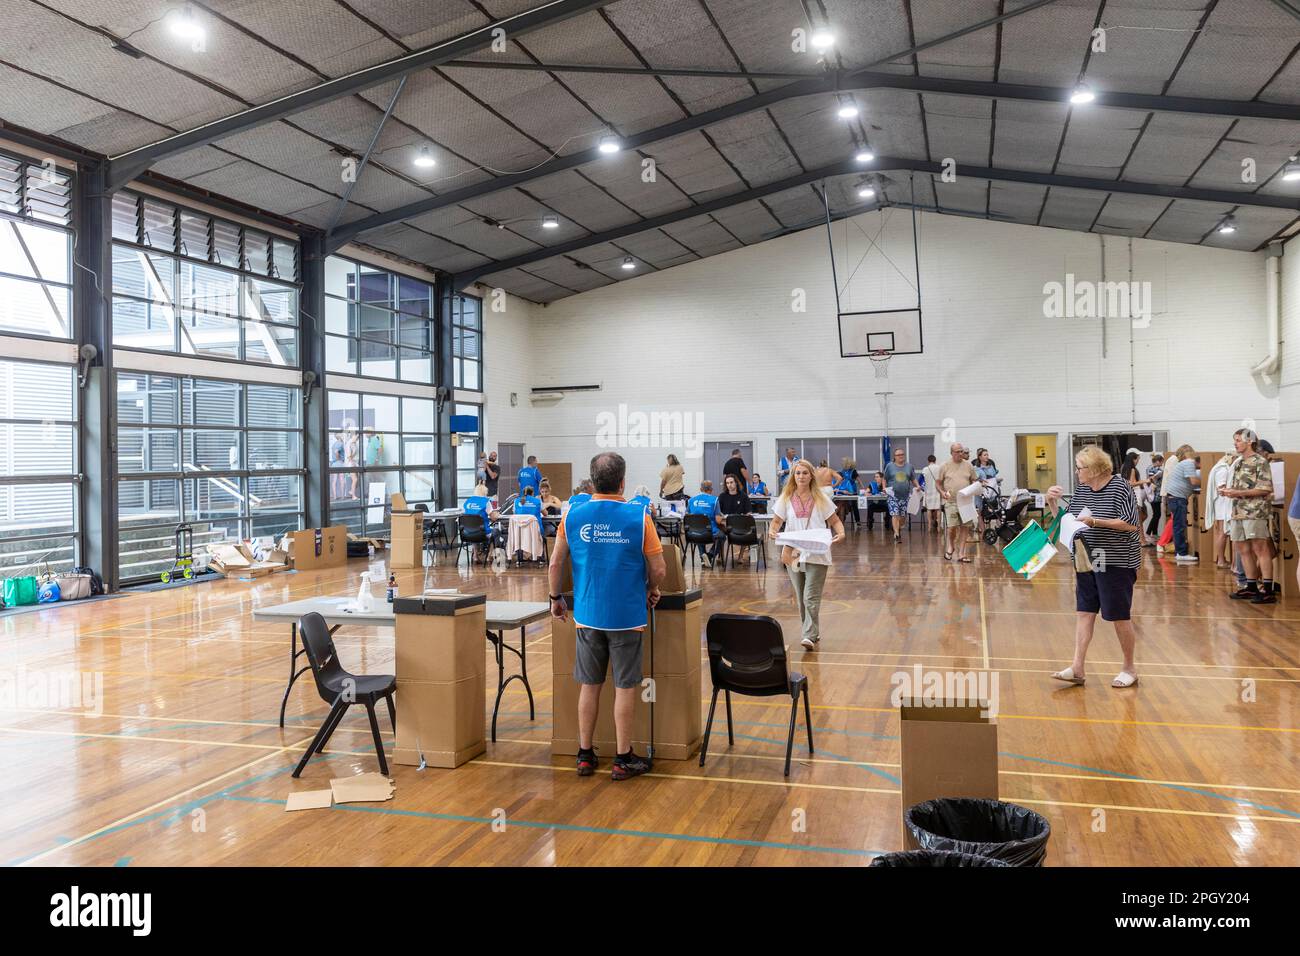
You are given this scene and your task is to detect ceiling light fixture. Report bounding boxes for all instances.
[413,145,436,168]
[621,256,636,270]
[169,5,205,41]
[855,150,875,163]
[1217,215,1238,234]
[1282,157,1300,182]
[1069,82,1096,105]
[837,102,859,119]
[809,29,835,51]
[598,136,621,154]
[541,215,560,229]
[857,182,875,199]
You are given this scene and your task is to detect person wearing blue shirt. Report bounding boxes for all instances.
[514,486,545,542]
[567,479,594,511]
[462,483,503,556]
[687,480,724,568]
[517,456,542,501]
[748,475,769,496]
[777,447,796,492]
[628,484,653,512]
[974,448,999,482]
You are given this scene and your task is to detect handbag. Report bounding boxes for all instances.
[54,573,93,600]
[3,576,39,607]
[1073,536,1095,572]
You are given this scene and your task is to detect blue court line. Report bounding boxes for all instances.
[222,794,883,858]
[113,856,131,867]
[725,731,901,784]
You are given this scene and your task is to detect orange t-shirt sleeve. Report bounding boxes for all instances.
[556,516,568,544]
[642,515,663,556]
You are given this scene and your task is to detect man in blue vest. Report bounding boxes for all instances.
[687,480,723,568]
[778,447,796,492]
[518,456,542,502]
[549,452,666,781]
[567,479,594,509]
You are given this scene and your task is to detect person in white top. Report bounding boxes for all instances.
[769,459,846,649]
[920,454,943,532]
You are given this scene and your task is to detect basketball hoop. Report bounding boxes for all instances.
[869,349,892,379]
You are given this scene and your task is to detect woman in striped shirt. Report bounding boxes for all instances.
[1045,445,1142,689]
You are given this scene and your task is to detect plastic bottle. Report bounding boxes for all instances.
[386,572,398,603]
[356,571,374,613]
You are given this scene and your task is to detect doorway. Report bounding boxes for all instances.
[1016,434,1058,492]
[497,442,524,501]
[703,441,753,489]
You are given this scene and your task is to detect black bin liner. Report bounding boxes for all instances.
[871,850,1010,868]
[904,798,1050,867]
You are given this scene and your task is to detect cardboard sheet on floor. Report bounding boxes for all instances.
[284,790,333,812]
[330,772,395,804]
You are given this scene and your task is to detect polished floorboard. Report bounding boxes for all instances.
[2,523,1297,867]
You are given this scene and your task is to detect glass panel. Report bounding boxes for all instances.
[245,277,296,323]
[404,469,437,504]
[357,266,392,307]
[141,199,176,251]
[361,393,399,432]
[358,304,393,343]
[113,297,177,351]
[0,422,73,475]
[462,357,480,390]
[402,434,437,466]
[111,192,139,243]
[180,309,241,358]
[251,512,301,540]
[117,427,179,474]
[213,219,240,268]
[243,321,297,366]
[247,431,300,470]
[246,384,299,428]
[328,507,363,537]
[178,210,211,260]
[330,472,362,504]
[360,432,400,467]
[398,347,431,383]
[112,248,175,301]
[0,360,74,419]
[118,478,181,524]
[270,238,296,282]
[249,474,300,513]
[325,333,355,374]
[0,482,76,540]
[324,296,351,335]
[183,378,241,426]
[0,275,71,337]
[0,530,76,575]
[0,218,70,283]
[184,430,241,471]
[402,398,436,433]
[185,476,243,521]
[398,312,429,349]
[179,262,240,317]
[117,373,178,424]
[359,342,396,379]
[243,229,270,275]
[118,523,188,582]
[397,276,431,317]
[324,256,355,299]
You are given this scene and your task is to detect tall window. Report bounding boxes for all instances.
[110,191,299,366]
[116,372,302,582]
[0,152,73,339]
[324,256,433,383]
[452,293,482,390]
[327,390,437,536]
[0,360,78,575]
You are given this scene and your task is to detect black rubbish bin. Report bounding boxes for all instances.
[904,798,1050,867]
[870,849,1011,867]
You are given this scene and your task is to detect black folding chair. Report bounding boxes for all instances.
[700,613,812,777]
[455,513,494,567]
[724,514,765,570]
[292,612,397,778]
[683,513,716,568]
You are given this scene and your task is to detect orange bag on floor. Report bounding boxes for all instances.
[1157,514,1174,547]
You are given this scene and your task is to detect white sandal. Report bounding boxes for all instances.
[1111,671,1139,688]
[1051,667,1086,686]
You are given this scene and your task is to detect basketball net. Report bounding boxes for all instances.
[869,349,892,379]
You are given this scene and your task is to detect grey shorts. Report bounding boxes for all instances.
[574,627,643,689]
[1229,518,1271,542]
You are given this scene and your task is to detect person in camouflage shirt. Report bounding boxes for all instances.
[1223,428,1276,604]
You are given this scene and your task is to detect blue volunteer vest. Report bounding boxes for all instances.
[838,469,858,494]
[514,494,543,532]
[628,494,651,510]
[749,482,768,496]
[688,493,719,535]
[464,496,490,518]
[565,499,648,631]
[568,493,592,507]
[518,466,541,495]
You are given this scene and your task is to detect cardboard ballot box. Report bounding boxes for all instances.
[389,512,424,569]
[899,699,999,850]
[282,526,348,570]
[551,544,701,761]
[392,593,487,769]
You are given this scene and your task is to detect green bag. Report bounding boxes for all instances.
[1002,508,1066,580]
[3,576,39,607]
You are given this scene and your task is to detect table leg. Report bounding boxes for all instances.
[279,621,311,727]
[488,625,536,742]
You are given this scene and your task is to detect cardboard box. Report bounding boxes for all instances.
[286,526,348,570]
[394,603,487,684]
[899,701,999,850]
[391,491,408,512]
[389,512,424,569]
[393,676,486,769]
[660,542,686,594]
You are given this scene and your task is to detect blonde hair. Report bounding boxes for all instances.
[776,459,833,512]
[1075,445,1113,479]
[1175,443,1195,460]
[841,456,855,470]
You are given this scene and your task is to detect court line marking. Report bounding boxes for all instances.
[978,576,990,669]
[0,726,289,752]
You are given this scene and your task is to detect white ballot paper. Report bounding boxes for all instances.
[956,482,982,524]
[1058,508,1091,553]
[776,528,832,554]
[907,487,923,515]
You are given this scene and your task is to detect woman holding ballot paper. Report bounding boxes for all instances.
[1046,444,1142,689]
[770,460,846,649]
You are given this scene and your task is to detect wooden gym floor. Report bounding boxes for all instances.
[1,523,1296,867]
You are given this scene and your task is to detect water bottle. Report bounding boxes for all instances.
[386,572,398,604]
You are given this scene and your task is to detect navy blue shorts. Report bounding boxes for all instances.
[1075,567,1137,622]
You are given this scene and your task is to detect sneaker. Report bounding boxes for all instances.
[1229,587,1259,600]
[611,751,652,781]
[1251,590,1277,604]
[576,748,598,777]
[800,637,816,649]
[1174,555,1198,564]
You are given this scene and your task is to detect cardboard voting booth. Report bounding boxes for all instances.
[899,700,999,850]
[391,593,488,769]
[284,526,348,570]
[551,544,702,761]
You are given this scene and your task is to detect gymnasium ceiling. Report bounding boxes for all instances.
[3,0,1300,302]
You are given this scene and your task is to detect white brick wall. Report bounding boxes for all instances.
[1279,236,1300,450]
[480,211,1281,489]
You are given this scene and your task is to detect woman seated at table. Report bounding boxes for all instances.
[463,484,504,550]
[538,479,564,515]
[834,458,861,527]
[716,474,752,563]
[862,471,889,530]
[513,485,545,535]
[748,473,769,497]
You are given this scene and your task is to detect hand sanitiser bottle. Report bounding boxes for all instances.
[356,571,374,613]
[386,572,398,603]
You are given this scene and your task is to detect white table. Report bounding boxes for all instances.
[255,595,550,741]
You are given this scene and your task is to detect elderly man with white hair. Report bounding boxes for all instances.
[937,442,979,562]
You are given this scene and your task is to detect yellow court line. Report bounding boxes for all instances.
[1014,797,1300,826]
[17,734,317,867]
[0,706,382,735]
[0,725,288,752]
[985,608,1300,623]
[784,647,1300,673]
[492,738,1300,798]
[978,576,990,669]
